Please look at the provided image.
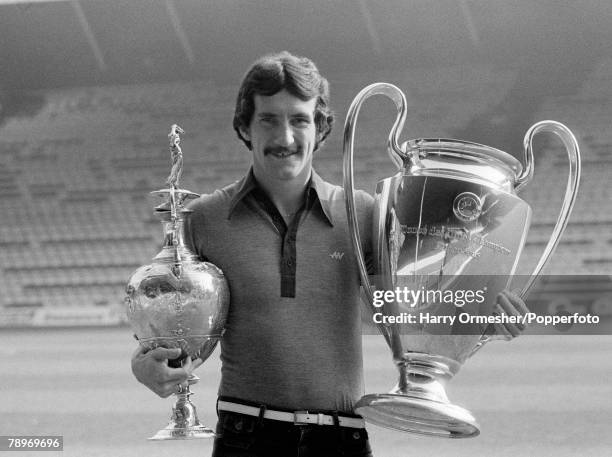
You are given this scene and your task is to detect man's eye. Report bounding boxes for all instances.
[259,117,275,126]
[292,118,311,127]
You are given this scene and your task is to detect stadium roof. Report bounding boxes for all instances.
[0,0,610,90]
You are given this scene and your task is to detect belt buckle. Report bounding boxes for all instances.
[293,410,309,425]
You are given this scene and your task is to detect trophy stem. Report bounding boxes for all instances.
[148,374,216,440]
[355,355,479,438]
[391,359,451,404]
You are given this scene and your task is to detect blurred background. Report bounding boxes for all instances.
[0,0,611,456]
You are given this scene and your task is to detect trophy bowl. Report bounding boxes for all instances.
[343,84,580,437]
[126,225,229,363]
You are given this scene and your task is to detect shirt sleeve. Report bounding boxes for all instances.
[182,199,210,262]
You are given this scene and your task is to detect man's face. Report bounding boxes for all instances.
[242,89,318,184]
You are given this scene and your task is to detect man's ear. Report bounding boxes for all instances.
[239,126,251,142]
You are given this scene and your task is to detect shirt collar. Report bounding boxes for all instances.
[227,167,334,226]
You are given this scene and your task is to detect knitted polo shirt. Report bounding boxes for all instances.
[183,168,373,413]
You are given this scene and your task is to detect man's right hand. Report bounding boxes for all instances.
[131,346,193,398]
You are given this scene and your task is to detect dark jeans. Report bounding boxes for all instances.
[212,410,373,457]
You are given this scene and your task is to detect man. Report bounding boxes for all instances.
[131,51,528,456]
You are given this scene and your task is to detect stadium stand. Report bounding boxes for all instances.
[0,61,610,325]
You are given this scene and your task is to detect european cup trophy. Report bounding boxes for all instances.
[125,125,230,440]
[343,84,581,437]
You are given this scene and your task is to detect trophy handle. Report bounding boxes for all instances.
[474,121,580,349]
[516,120,581,296]
[343,83,411,355]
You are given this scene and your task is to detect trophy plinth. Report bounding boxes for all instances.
[126,125,230,440]
[149,375,216,441]
[355,355,479,438]
[343,83,581,437]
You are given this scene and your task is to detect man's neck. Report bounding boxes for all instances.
[253,170,311,217]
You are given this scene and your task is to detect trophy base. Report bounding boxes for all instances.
[355,393,479,438]
[148,424,215,441]
[148,378,216,441]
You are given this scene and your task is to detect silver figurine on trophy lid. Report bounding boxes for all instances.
[125,125,230,440]
[343,83,581,438]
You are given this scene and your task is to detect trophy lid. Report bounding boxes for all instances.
[403,139,523,193]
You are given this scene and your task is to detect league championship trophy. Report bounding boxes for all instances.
[343,84,581,437]
[125,125,230,440]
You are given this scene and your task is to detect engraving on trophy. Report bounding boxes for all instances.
[125,286,136,314]
[453,192,482,222]
[399,225,511,257]
[173,294,184,314]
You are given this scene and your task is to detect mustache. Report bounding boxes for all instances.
[264,146,301,156]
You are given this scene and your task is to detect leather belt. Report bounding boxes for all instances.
[217,400,366,429]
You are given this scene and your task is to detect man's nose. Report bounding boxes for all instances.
[273,122,295,147]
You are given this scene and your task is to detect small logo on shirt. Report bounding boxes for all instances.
[329,251,345,260]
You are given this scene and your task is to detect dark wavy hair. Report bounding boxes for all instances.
[233,51,334,151]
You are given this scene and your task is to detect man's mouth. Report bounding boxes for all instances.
[265,147,299,158]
